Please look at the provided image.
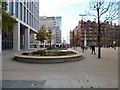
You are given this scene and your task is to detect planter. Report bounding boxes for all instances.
[14,50,83,64]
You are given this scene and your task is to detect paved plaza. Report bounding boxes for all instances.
[2,47,118,88]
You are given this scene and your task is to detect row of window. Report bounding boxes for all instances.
[9,2,14,14]
[25,1,39,19]
[2,41,13,50]
[2,31,13,50]
[9,1,39,30]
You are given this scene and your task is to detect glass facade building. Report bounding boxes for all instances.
[118,1,120,25]
[55,17,62,44]
[9,2,13,14]
[2,0,39,51]
[2,31,13,50]
[39,16,62,46]
[15,1,18,18]
[14,0,39,30]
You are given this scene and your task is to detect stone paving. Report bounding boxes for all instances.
[2,47,118,88]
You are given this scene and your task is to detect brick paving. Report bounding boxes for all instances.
[2,47,118,88]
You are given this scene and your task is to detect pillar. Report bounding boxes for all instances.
[13,22,20,51]
[25,28,30,50]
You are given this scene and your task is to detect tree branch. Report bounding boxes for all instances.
[99,2,111,17]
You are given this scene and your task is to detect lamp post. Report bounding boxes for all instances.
[79,14,87,47]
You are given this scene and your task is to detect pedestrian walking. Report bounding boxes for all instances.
[81,46,84,52]
[91,45,96,55]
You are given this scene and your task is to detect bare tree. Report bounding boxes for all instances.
[88,0,118,58]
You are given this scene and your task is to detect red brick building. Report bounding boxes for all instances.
[70,20,98,47]
[70,20,120,47]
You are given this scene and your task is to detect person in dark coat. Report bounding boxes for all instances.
[82,46,85,52]
[91,45,96,55]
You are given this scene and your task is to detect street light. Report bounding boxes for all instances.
[79,14,87,47]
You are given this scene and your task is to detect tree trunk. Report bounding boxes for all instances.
[50,39,51,48]
[97,7,101,58]
[37,41,40,50]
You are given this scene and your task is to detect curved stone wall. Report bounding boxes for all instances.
[14,50,83,64]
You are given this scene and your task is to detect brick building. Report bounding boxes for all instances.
[70,20,97,47]
[70,20,120,47]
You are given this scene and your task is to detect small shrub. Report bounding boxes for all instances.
[22,50,76,56]
[32,50,45,56]
[46,47,67,50]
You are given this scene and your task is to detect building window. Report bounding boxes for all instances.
[24,0,26,5]
[27,10,29,24]
[33,4,34,15]
[27,2,29,8]
[35,8,37,17]
[15,1,18,18]
[34,17,35,28]
[30,2,32,11]
[2,2,7,10]
[24,7,26,23]
[31,15,33,27]
[34,6,36,17]
[2,30,13,50]
[29,13,31,26]
[29,1,31,10]
[20,29,25,49]
[20,3,22,20]
[9,2,13,14]
[32,2,33,13]
[32,15,33,27]
[30,15,31,27]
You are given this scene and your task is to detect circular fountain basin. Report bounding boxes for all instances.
[14,50,83,64]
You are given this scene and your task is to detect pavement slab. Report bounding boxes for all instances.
[2,80,46,88]
[2,47,118,88]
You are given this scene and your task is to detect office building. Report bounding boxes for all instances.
[55,17,62,45]
[0,2,1,52]
[39,16,62,47]
[118,2,120,25]
[2,0,39,51]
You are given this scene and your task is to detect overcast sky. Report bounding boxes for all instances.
[39,0,91,43]
[39,0,119,43]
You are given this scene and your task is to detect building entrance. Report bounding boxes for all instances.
[2,30,13,50]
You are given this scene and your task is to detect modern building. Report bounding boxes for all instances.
[0,2,2,53]
[39,16,56,47]
[55,17,62,46]
[39,16,62,47]
[119,1,120,25]
[2,0,39,51]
